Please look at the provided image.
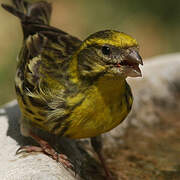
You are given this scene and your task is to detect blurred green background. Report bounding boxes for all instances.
[0,0,180,106]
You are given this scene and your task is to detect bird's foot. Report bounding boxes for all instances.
[16,134,73,168]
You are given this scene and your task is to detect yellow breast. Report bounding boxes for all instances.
[64,76,133,139]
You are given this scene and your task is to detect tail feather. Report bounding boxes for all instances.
[26,1,52,25]
[2,3,26,21]
[2,0,52,37]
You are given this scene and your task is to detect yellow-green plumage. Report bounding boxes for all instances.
[64,76,133,138]
[2,1,142,140]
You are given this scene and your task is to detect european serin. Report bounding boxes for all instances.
[2,0,143,177]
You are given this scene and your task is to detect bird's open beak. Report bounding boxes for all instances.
[121,49,143,77]
[127,49,143,66]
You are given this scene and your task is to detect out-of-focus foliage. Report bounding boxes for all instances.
[0,0,180,105]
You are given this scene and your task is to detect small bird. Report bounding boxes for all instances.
[2,0,143,177]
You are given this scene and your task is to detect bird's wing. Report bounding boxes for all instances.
[17,26,82,91]
[16,29,83,133]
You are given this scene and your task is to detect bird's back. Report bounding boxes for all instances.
[2,0,83,135]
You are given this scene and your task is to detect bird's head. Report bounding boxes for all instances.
[77,30,143,80]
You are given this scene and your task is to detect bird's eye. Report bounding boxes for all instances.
[102,46,111,55]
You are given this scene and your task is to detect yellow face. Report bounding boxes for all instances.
[77,30,143,79]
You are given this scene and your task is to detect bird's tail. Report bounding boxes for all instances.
[2,0,52,38]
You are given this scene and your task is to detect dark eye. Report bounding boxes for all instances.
[102,46,111,55]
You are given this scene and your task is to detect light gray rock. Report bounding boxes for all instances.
[0,53,180,179]
[0,101,77,180]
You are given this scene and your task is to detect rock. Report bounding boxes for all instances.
[0,53,180,179]
[0,101,77,180]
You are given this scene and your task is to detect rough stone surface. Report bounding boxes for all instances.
[0,101,77,180]
[0,53,180,179]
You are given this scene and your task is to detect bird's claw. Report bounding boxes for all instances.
[16,145,43,155]
[16,145,73,169]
